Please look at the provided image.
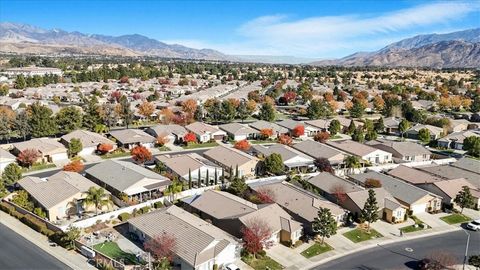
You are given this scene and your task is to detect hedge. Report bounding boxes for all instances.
[118,212,131,221]
[153,201,164,209]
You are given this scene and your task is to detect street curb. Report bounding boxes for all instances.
[308,227,462,269]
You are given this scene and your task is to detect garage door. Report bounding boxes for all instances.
[411,203,427,214]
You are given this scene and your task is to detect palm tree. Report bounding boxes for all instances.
[344,155,361,175]
[84,187,112,215]
[164,180,183,202]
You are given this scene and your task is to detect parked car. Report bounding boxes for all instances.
[467,219,480,231]
[224,263,240,270]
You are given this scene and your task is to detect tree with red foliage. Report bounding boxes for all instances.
[119,76,129,84]
[158,78,170,85]
[17,148,40,168]
[292,125,305,137]
[234,139,251,151]
[329,184,347,204]
[183,132,197,144]
[241,218,273,258]
[314,157,334,173]
[130,145,152,165]
[314,131,330,143]
[256,188,275,203]
[110,91,122,102]
[260,79,271,88]
[277,134,293,146]
[97,143,114,154]
[283,91,297,103]
[144,233,177,262]
[260,128,273,139]
[63,160,84,172]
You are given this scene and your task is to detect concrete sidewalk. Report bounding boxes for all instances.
[0,211,95,270]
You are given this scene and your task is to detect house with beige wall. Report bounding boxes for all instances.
[203,146,259,178]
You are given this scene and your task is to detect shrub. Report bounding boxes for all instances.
[153,201,164,209]
[0,202,15,214]
[140,206,151,214]
[118,213,132,221]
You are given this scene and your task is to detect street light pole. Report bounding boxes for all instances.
[462,229,470,270]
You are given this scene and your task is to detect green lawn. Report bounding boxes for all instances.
[100,151,130,159]
[93,242,140,265]
[400,216,430,233]
[250,139,275,144]
[21,163,56,173]
[301,242,333,258]
[157,145,171,151]
[440,213,471,224]
[182,141,219,149]
[242,255,283,270]
[343,228,383,243]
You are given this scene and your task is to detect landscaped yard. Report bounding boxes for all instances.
[400,216,430,233]
[100,151,131,159]
[21,163,56,173]
[250,139,276,144]
[343,228,383,243]
[440,213,471,224]
[93,241,140,265]
[242,255,283,270]
[182,141,218,149]
[301,242,333,258]
[157,145,171,151]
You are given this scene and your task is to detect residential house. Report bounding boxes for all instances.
[12,138,68,163]
[416,178,480,209]
[367,140,431,163]
[276,119,310,137]
[16,171,106,221]
[336,117,363,132]
[349,171,442,214]
[0,148,16,172]
[60,130,117,156]
[292,140,346,168]
[327,140,392,165]
[109,129,155,149]
[250,144,315,171]
[449,119,470,133]
[304,119,331,133]
[248,120,289,139]
[450,157,480,175]
[85,160,171,202]
[342,188,407,223]
[387,165,444,186]
[306,172,364,203]
[437,130,480,150]
[203,146,259,178]
[145,124,188,144]
[185,122,226,143]
[156,153,222,185]
[383,117,401,135]
[249,181,347,234]
[418,165,480,189]
[128,205,238,270]
[406,124,444,140]
[219,123,259,141]
[184,190,302,244]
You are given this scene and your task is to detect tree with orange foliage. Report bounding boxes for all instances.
[182,99,197,115]
[17,148,40,168]
[119,76,129,84]
[292,125,305,137]
[314,131,330,143]
[138,101,155,119]
[260,128,273,139]
[373,95,385,111]
[156,136,169,146]
[323,92,334,102]
[63,160,84,172]
[234,139,251,151]
[97,143,114,154]
[227,98,240,109]
[130,145,152,165]
[277,134,293,145]
[345,100,353,110]
[183,132,197,144]
[160,108,175,124]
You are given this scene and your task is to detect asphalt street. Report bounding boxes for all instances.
[0,223,70,270]
[27,148,208,178]
[313,230,480,270]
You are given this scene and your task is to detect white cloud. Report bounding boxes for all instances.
[163,1,480,58]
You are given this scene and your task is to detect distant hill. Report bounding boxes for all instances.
[311,28,480,68]
[0,22,229,60]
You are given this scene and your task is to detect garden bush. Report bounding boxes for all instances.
[118,212,131,221]
[153,201,164,209]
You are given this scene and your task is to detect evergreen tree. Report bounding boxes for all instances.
[14,111,30,141]
[346,120,356,135]
[214,168,218,185]
[68,138,83,157]
[352,128,365,143]
[237,101,250,122]
[454,186,475,214]
[56,106,82,134]
[258,103,276,122]
[312,207,337,245]
[15,74,26,89]
[188,168,192,189]
[374,117,385,133]
[328,119,341,136]
[361,189,379,232]
[1,163,22,186]
[27,102,57,138]
[82,96,102,131]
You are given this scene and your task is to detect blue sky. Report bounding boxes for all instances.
[1,0,479,58]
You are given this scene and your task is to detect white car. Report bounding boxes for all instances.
[224,263,240,270]
[466,219,480,231]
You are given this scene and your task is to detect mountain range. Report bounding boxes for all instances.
[0,22,479,67]
[311,28,480,68]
